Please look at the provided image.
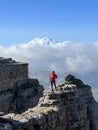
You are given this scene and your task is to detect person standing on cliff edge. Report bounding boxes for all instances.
[49,70,58,91]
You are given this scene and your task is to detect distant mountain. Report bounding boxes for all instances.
[28,37,54,46]
[25,37,71,48]
[24,37,98,88]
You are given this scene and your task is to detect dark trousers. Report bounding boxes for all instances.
[50,80,56,90]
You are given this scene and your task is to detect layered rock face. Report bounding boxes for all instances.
[0,57,28,92]
[0,74,98,130]
[0,79,44,113]
[0,57,44,113]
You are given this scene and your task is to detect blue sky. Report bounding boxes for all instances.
[0,0,98,46]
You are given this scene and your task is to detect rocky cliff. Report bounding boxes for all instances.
[0,74,98,130]
[0,79,44,114]
[0,57,44,114]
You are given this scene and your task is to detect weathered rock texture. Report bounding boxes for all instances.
[0,74,98,130]
[0,79,44,114]
[0,57,28,92]
[0,57,44,114]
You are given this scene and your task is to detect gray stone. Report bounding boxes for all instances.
[0,58,98,130]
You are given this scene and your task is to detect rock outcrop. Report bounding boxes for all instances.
[0,57,44,114]
[0,74,98,130]
[1,79,44,114]
[0,57,28,92]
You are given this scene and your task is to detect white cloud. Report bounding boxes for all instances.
[92,89,98,103]
[0,37,98,88]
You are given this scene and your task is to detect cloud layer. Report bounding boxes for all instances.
[92,89,98,102]
[0,37,98,89]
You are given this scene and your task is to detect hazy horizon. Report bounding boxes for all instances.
[0,37,98,99]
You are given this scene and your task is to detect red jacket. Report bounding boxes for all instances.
[49,72,57,82]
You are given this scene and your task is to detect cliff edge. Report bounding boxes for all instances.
[0,74,98,130]
[0,57,44,114]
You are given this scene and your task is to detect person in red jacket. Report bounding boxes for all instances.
[49,70,58,91]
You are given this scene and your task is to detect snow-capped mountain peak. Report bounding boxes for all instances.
[28,36,54,46]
